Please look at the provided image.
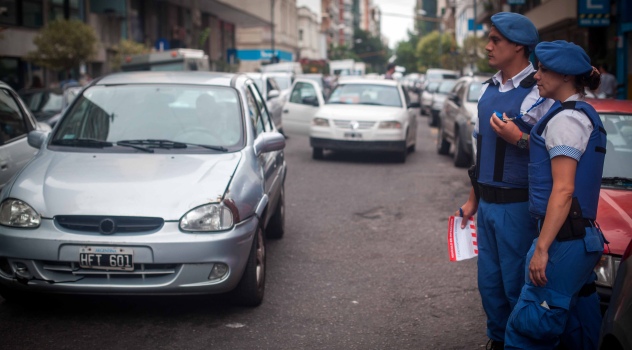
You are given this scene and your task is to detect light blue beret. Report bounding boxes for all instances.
[535,40,592,76]
[490,12,539,52]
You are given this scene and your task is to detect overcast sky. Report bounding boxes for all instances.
[297,0,416,49]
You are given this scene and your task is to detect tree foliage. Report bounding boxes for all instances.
[328,44,360,61]
[352,29,389,73]
[111,39,151,71]
[462,35,495,73]
[394,30,419,74]
[25,19,97,73]
[416,31,462,72]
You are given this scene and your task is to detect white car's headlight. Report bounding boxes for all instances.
[0,199,41,228]
[378,121,402,129]
[180,203,235,232]
[594,254,620,288]
[312,117,329,127]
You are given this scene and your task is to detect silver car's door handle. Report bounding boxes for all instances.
[0,162,8,171]
[283,109,289,113]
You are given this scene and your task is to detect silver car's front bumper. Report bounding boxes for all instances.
[0,216,258,295]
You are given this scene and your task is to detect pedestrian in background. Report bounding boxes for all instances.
[455,12,554,350]
[597,64,617,98]
[385,63,396,80]
[502,40,605,350]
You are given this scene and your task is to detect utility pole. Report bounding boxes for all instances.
[271,0,277,63]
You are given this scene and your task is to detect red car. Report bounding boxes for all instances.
[588,98,632,309]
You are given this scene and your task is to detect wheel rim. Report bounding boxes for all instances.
[255,228,265,288]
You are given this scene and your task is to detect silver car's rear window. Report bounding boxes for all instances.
[52,84,244,151]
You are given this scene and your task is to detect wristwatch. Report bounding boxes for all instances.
[516,132,529,149]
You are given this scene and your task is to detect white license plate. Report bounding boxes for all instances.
[79,246,134,271]
[344,132,362,139]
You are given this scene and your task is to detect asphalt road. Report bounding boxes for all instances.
[0,114,489,350]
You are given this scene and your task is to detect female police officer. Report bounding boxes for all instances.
[495,41,605,349]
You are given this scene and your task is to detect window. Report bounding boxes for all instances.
[0,0,43,27]
[289,82,317,104]
[299,29,303,41]
[248,85,272,133]
[244,85,262,136]
[0,88,28,145]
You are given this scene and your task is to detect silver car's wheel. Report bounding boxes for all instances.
[229,226,266,307]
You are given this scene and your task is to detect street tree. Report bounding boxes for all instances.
[394,30,420,74]
[328,44,360,61]
[416,31,462,72]
[25,19,97,78]
[352,29,389,73]
[462,35,495,74]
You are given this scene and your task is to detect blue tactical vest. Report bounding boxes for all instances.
[476,73,537,188]
[528,100,607,219]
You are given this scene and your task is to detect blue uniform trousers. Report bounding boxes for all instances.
[505,226,604,349]
[477,199,538,342]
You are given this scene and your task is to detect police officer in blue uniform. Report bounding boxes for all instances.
[456,12,554,349]
[500,41,605,349]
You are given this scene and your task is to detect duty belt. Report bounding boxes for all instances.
[478,183,529,204]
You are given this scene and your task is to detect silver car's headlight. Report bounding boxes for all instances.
[594,255,621,288]
[0,199,41,228]
[180,203,235,232]
[378,121,402,129]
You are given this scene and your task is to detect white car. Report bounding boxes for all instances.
[307,78,419,162]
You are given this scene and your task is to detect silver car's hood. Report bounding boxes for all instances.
[9,151,241,220]
[318,104,403,120]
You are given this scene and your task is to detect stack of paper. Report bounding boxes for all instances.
[447,216,478,261]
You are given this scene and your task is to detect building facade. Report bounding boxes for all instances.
[0,0,271,90]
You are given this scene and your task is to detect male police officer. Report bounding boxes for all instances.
[455,12,554,349]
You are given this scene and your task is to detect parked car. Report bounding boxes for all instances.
[428,79,457,127]
[599,238,632,350]
[423,68,459,84]
[296,73,331,99]
[0,81,51,191]
[308,78,419,162]
[420,81,440,117]
[0,71,286,307]
[437,75,490,167]
[590,98,632,311]
[246,72,285,134]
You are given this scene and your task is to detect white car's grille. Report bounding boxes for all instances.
[333,120,376,129]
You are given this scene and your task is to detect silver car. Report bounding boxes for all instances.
[0,72,286,307]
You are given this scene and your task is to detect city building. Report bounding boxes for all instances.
[0,0,271,90]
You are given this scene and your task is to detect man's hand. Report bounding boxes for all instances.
[489,113,522,145]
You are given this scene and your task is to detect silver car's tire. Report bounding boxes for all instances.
[230,226,266,307]
[0,284,30,304]
[266,185,285,239]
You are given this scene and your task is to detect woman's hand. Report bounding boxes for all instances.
[489,113,522,145]
[529,247,549,287]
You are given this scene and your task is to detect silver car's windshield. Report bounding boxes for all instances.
[327,84,402,107]
[52,84,243,151]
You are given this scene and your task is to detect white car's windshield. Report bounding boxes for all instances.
[52,84,243,150]
[327,84,402,107]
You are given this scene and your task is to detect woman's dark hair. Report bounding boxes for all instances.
[574,67,601,96]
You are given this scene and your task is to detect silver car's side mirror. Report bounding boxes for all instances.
[28,129,49,149]
[254,132,285,156]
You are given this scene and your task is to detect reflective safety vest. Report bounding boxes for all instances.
[528,100,607,219]
[476,73,536,188]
